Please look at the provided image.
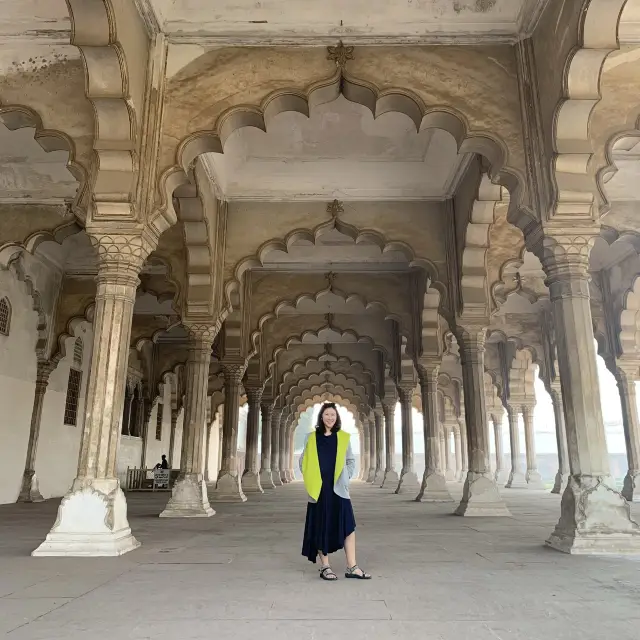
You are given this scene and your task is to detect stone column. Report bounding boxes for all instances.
[455,328,510,516]
[550,384,569,494]
[438,429,446,475]
[279,411,289,483]
[271,408,283,487]
[18,361,54,503]
[34,231,157,556]
[168,408,179,469]
[445,426,456,481]
[288,422,296,480]
[380,398,399,488]
[492,414,507,485]
[522,404,544,488]
[212,361,247,502]
[367,414,377,483]
[416,361,451,501]
[217,415,223,474]
[458,415,469,478]
[615,367,640,502]
[454,426,463,482]
[260,401,275,489]
[542,235,640,553]
[242,386,264,493]
[505,404,527,488]
[160,325,216,517]
[373,410,385,483]
[204,421,213,483]
[395,384,419,493]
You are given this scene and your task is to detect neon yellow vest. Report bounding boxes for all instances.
[302,431,350,501]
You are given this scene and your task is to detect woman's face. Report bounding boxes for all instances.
[322,408,338,429]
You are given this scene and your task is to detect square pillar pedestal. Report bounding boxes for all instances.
[32,479,140,557]
[160,474,215,518]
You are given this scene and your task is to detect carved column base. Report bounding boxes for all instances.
[445,468,456,482]
[272,471,283,487]
[32,479,139,557]
[366,468,376,483]
[260,469,276,489]
[380,469,399,489]
[281,470,290,483]
[373,469,384,484]
[415,471,453,502]
[493,469,509,485]
[526,470,545,489]
[505,470,528,488]
[18,469,44,503]
[160,474,214,518]
[551,471,569,495]
[455,472,511,517]
[211,473,247,502]
[622,471,640,502]
[546,475,640,554]
[242,471,264,493]
[394,471,420,494]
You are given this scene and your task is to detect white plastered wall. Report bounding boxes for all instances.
[144,383,173,469]
[36,322,93,499]
[0,269,38,504]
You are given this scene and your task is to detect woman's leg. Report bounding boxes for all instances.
[344,532,357,568]
[318,551,330,566]
[344,533,370,577]
[318,551,337,580]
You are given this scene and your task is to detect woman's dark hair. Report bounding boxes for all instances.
[316,402,342,433]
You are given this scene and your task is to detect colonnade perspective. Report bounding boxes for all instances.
[2,0,640,559]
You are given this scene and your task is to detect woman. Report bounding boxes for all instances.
[299,402,372,581]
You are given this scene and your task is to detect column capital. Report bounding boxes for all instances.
[221,359,247,385]
[535,228,599,299]
[455,326,487,363]
[88,227,158,286]
[417,358,440,387]
[616,361,640,385]
[245,385,264,406]
[396,382,415,403]
[184,322,218,348]
[35,360,55,390]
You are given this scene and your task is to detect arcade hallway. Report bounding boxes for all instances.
[1,483,640,639]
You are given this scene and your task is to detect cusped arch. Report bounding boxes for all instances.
[552,0,635,218]
[276,355,377,398]
[252,288,405,357]
[285,374,369,409]
[0,104,87,213]
[620,275,640,359]
[230,218,443,313]
[66,0,140,223]
[154,70,531,309]
[293,395,361,426]
[460,174,508,319]
[278,366,374,405]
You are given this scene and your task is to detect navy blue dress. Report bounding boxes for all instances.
[301,431,356,563]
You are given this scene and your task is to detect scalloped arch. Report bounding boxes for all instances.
[552,0,634,218]
[65,0,139,219]
[285,373,369,409]
[0,104,87,215]
[252,288,405,358]
[293,395,361,425]
[276,355,377,398]
[229,218,444,313]
[268,324,389,375]
[50,303,95,369]
[291,383,366,413]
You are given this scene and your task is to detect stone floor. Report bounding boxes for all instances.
[1,482,640,639]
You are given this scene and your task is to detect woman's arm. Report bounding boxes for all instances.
[299,433,310,474]
[345,440,356,479]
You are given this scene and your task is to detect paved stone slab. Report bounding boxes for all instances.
[1,483,640,639]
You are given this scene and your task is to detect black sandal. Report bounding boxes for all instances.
[345,565,372,580]
[319,565,338,581]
